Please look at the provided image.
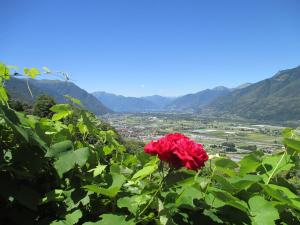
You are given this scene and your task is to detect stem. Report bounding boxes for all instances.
[26,79,33,98]
[204,167,216,197]
[266,150,286,184]
[138,169,170,217]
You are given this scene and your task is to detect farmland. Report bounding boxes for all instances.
[104,113,284,159]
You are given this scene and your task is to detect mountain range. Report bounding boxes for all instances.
[165,86,231,112]
[206,65,300,121]
[6,77,111,115]
[92,92,175,112]
[5,65,300,121]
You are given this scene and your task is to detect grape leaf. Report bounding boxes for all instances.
[83,214,134,225]
[248,195,279,225]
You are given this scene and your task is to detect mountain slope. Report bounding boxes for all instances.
[166,86,230,112]
[6,78,112,115]
[141,95,176,109]
[92,91,161,112]
[207,66,300,121]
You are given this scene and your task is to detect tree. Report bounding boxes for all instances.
[222,142,237,152]
[8,99,24,111]
[33,95,56,118]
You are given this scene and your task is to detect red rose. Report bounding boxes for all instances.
[144,133,208,170]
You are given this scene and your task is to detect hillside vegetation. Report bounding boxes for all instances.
[6,77,111,115]
[166,86,230,112]
[93,91,159,112]
[92,92,175,112]
[207,66,300,121]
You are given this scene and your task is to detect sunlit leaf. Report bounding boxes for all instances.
[24,67,40,78]
[64,94,82,106]
[46,140,74,157]
[239,151,264,175]
[83,214,134,225]
[84,173,126,198]
[248,195,279,225]
[88,165,107,177]
[51,209,82,225]
[54,147,90,177]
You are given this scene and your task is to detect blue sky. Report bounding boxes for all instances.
[1,0,300,97]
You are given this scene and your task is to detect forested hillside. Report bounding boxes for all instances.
[6,77,112,115]
[92,91,158,112]
[206,66,300,121]
[93,92,174,112]
[166,86,230,112]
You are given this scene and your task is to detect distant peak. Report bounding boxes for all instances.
[234,83,252,90]
[212,86,229,91]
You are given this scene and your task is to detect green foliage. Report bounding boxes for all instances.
[33,94,56,118]
[248,195,279,225]
[83,214,135,225]
[1,62,300,225]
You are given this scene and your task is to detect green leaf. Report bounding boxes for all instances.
[50,104,73,121]
[83,214,134,225]
[88,165,107,177]
[65,210,82,224]
[284,138,300,153]
[131,163,157,181]
[64,94,82,106]
[0,62,10,79]
[46,140,74,157]
[248,195,279,225]
[0,86,8,103]
[261,152,294,183]
[103,145,115,155]
[51,104,72,113]
[84,172,126,198]
[205,193,225,208]
[239,151,264,175]
[228,175,262,192]
[41,189,64,204]
[176,186,204,208]
[0,104,49,152]
[54,147,90,177]
[203,209,223,224]
[262,184,300,210]
[24,67,40,78]
[117,195,151,215]
[208,187,249,213]
[215,158,238,169]
[52,111,71,121]
[212,174,237,194]
[51,209,82,225]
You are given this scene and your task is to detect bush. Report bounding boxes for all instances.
[33,94,56,118]
[239,145,257,151]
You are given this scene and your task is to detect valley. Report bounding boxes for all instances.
[104,113,284,160]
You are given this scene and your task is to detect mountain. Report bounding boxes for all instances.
[206,65,300,121]
[6,77,112,115]
[233,83,252,90]
[92,91,161,112]
[141,95,176,108]
[166,86,231,112]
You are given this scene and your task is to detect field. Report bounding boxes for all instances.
[104,113,284,160]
